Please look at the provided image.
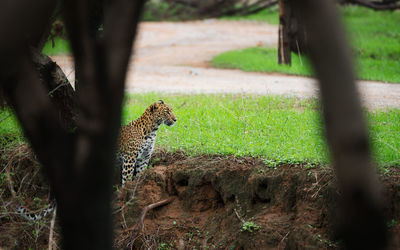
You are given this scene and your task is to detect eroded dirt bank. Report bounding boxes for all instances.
[1,148,400,249]
[114,152,400,249]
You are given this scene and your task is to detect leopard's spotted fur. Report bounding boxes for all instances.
[117,100,176,185]
[17,100,176,220]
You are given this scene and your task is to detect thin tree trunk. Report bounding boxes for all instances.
[278,0,291,65]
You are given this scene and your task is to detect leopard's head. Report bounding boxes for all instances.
[150,100,177,126]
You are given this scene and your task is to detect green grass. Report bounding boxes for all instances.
[122,94,327,165]
[343,6,400,82]
[212,47,313,76]
[121,93,399,168]
[42,37,70,55]
[0,109,23,148]
[1,94,399,168]
[213,6,400,83]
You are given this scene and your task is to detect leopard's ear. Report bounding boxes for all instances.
[150,104,156,113]
[158,100,164,104]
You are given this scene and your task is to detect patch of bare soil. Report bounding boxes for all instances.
[1,147,400,249]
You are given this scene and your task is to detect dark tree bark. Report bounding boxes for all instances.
[0,0,145,249]
[288,18,308,55]
[30,48,78,131]
[0,0,78,130]
[288,0,387,248]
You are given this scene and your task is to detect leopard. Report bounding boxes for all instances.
[17,100,176,220]
[117,100,177,185]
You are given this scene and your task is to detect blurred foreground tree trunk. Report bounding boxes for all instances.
[288,0,387,248]
[0,0,145,249]
[0,0,78,130]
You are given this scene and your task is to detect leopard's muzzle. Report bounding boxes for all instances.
[166,117,177,126]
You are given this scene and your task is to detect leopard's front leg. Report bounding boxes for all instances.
[120,152,138,187]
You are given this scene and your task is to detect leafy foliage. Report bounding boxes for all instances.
[241,221,261,233]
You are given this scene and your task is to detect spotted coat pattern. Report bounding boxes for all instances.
[117,100,177,186]
[17,200,56,221]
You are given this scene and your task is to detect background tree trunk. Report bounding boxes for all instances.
[278,0,291,65]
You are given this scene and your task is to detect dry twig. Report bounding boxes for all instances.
[234,208,245,224]
[48,206,57,250]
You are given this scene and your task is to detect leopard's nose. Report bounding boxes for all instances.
[173,117,177,122]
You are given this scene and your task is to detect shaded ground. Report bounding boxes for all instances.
[2,145,400,249]
[52,20,400,110]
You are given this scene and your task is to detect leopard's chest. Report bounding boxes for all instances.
[138,131,157,157]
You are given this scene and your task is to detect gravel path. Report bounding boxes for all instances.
[52,20,400,110]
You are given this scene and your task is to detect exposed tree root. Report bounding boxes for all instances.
[130,197,175,242]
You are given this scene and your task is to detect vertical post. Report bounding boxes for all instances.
[278,0,291,65]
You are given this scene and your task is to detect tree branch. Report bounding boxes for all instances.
[30,48,78,130]
[219,0,278,17]
[347,0,400,9]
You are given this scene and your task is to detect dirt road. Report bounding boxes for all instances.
[52,20,400,110]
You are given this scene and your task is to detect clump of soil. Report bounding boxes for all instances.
[1,146,400,249]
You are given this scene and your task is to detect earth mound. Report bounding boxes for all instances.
[114,152,400,249]
[1,147,399,249]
